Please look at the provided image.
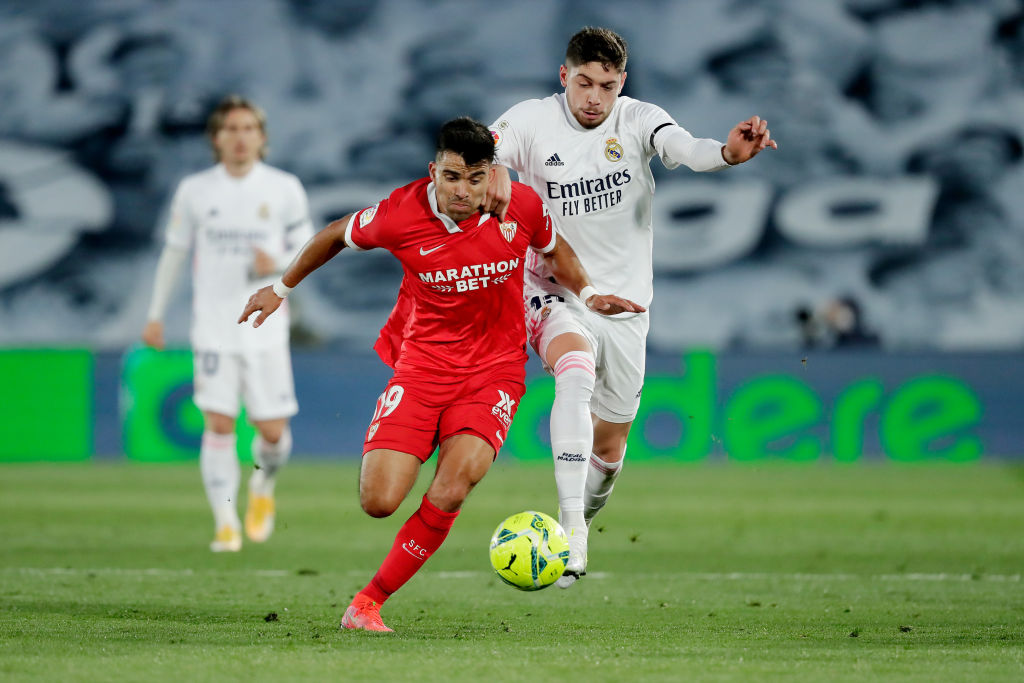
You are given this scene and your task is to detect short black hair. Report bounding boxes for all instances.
[435,117,495,166]
[565,26,628,72]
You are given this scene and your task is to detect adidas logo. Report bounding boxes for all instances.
[544,153,565,166]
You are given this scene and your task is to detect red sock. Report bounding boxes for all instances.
[361,495,460,605]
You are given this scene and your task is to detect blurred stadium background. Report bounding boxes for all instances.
[1,0,1022,461]
[4,2,1024,679]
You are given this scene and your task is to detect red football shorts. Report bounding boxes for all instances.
[362,364,526,461]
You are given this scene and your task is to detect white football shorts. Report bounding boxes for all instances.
[525,290,649,423]
[192,344,298,421]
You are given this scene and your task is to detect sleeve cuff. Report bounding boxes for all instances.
[343,213,366,251]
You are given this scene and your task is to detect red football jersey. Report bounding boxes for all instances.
[344,177,556,373]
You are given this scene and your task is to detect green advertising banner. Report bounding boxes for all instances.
[506,351,984,462]
[121,347,254,462]
[0,348,999,463]
[0,349,92,462]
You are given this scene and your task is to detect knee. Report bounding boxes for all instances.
[426,481,471,513]
[359,489,403,519]
[553,351,596,396]
[204,413,235,435]
[592,436,627,463]
[259,423,286,444]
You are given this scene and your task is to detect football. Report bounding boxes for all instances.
[488,510,570,591]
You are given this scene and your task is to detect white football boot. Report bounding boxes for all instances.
[556,525,588,589]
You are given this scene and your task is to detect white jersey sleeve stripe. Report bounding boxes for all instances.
[343,213,365,251]
[532,226,557,254]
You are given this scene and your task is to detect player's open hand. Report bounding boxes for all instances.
[723,115,778,165]
[586,294,647,316]
[238,285,282,328]
[483,164,512,221]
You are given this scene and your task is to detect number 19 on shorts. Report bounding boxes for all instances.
[367,385,404,441]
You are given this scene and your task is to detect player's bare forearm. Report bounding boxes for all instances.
[541,235,646,316]
[483,165,512,221]
[542,234,590,296]
[279,215,351,288]
[238,215,350,327]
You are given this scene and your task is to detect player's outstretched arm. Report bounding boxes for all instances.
[483,165,512,221]
[541,234,646,316]
[141,244,188,350]
[722,115,778,165]
[238,214,352,328]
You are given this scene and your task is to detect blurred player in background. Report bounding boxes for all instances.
[485,27,777,587]
[141,95,314,552]
[239,117,642,632]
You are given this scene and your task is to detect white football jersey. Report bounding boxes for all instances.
[492,94,728,310]
[164,162,314,352]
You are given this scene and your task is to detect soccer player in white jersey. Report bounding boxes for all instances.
[141,95,314,552]
[485,27,777,586]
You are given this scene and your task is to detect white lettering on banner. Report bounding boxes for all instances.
[417,258,519,292]
[777,178,938,247]
[651,178,940,274]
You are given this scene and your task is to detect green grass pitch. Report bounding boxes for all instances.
[2,462,1023,681]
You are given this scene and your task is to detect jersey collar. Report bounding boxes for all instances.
[426,181,491,233]
[216,160,264,183]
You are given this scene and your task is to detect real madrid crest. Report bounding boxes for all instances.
[258,202,270,219]
[604,137,624,162]
[498,220,517,242]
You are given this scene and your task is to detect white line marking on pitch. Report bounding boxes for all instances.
[3,568,1020,582]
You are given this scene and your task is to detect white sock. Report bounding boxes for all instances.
[550,351,595,534]
[250,427,292,496]
[200,431,240,530]
[584,449,624,525]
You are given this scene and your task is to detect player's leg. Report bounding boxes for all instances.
[342,447,433,633]
[245,417,289,542]
[526,295,597,585]
[241,345,299,542]
[358,447,423,518]
[545,332,597,581]
[193,349,243,552]
[586,417,631,523]
[555,314,646,586]
[200,411,242,551]
[583,314,648,525]
[343,375,444,632]
[356,436,492,598]
[344,370,522,631]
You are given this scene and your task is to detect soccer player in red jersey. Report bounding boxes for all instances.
[238,117,643,632]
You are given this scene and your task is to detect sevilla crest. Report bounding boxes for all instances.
[498,221,517,242]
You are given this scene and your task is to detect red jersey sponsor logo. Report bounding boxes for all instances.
[417,258,520,293]
[491,389,516,428]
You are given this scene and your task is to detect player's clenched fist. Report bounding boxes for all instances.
[238,286,282,328]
